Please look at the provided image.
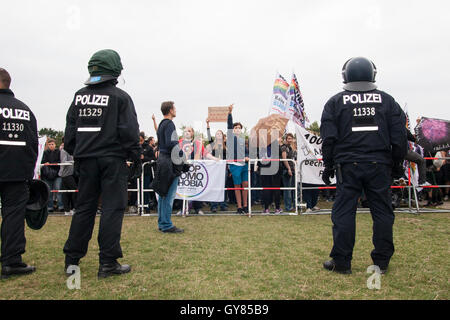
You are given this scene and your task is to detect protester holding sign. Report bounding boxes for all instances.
[206,118,229,212]
[206,118,227,160]
[227,105,250,214]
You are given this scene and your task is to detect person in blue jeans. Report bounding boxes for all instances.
[227,104,249,214]
[281,133,296,211]
[158,176,179,230]
[153,101,185,233]
[41,139,64,212]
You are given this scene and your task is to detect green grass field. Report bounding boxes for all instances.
[0,208,448,300]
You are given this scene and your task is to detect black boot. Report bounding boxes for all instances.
[323,259,352,274]
[1,262,36,279]
[98,261,131,279]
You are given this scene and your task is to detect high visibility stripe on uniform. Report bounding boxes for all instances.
[352,126,379,132]
[0,140,26,146]
[77,127,101,132]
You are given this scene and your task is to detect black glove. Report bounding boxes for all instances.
[392,161,405,179]
[322,167,335,185]
[128,150,143,181]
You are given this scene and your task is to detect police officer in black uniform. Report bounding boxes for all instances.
[63,50,141,278]
[0,68,39,279]
[320,57,407,274]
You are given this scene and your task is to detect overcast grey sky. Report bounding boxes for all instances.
[1,0,449,137]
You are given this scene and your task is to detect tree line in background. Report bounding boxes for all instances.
[39,128,64,146]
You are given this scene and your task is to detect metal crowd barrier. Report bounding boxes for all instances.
[38,162,78,194]
[247,158,299,216]
[39,161,142,216]
[139,158,299,217]
[297,156,450,215]
[139,161,156,216]
[39,155,450,216]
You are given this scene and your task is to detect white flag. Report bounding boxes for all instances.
[295,124,335,185]
[34,135,47,179]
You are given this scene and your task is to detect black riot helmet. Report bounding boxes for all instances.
[25,180,50,230]
[342,57,377,92]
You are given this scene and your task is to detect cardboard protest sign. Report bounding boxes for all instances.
[208,107,230,122]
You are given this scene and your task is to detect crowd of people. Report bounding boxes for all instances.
[40,112,306,215]
[39,118,450,215]
[417,149,450,206]
[2,50,449,280]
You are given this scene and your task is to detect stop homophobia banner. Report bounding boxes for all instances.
[175,160,227,202]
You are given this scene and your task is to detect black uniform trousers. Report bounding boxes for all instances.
[330,162,394,269]
[0,181,28,266]
[63,157,128,265]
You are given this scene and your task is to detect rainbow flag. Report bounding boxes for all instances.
[287,73,308,127]
[273,75,289,99]
[269,73,290,116]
